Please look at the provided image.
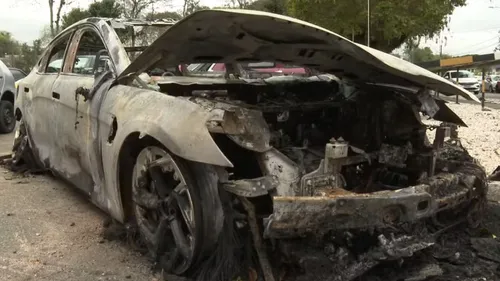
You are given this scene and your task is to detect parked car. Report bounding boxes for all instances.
[187,62,310,78]
[443,70,480,95]
[11,10,486,281]
[0,60,17,133]
[490,75,500,93]
[8,67,27,83]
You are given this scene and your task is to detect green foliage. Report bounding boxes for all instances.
[0,31,43,73]
[403,46,452,63]
[61,8,91,30]
[15,40,43,72]
[62,0,123,30]
[247,0,287,14]
[287,0,466,52]
[0,31,18,57]
[88,0,123,18]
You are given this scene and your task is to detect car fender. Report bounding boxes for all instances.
[100,85,233,222]
[108,86,233,167]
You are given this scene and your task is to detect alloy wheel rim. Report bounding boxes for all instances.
[4,107,13,126]
[132,146,197,274]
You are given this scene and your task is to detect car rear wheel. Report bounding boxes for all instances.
[0,100,16,133]
[131,146,222,275]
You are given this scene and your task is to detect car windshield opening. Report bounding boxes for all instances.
[145,62,312,80]
[110,19,176,60]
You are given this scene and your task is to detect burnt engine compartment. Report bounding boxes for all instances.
[158,76,432,193]
[156,76,488,281]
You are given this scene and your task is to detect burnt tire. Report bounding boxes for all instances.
[0,100,16,133]
[130,146,223,276]
[10,120,41,172]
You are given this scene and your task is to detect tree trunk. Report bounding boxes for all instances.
[49,0,55,36]
[55,0,66,34]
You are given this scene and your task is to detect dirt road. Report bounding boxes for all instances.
[0,132,157,281]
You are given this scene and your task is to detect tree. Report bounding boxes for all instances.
[225,0,253,8]
[0,31,18,57]
[247,0,286,14]
[88,0,123,18]
[61,8,91,30]
[182,0,207,16]
[406,46,435,63]
[47,0,71,36]
[287,0,466,52]
[403,46,452,63]
[135,11,183,46]
[16,40,44,72]
[39,25,54,47]
[145,11,182,21]
[62,0,123,30]
[120,0,160,18]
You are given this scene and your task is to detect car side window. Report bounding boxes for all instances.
[45,34,72,74]
[444,73,449,79]
[71,30,109,76]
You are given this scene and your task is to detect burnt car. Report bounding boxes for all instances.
[11,9,487,281]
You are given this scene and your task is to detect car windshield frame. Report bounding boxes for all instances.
[108,19,177,60]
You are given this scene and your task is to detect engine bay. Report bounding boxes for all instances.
[157,75,439,196]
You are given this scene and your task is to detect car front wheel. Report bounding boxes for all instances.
[130,146,223,276]
[0,100,16,133]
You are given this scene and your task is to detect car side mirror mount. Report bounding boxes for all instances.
[76,86,92,102]
[94,49,111,78]
[77,69,115,102]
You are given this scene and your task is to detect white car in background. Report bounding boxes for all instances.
[0,60,17,133]
[443,70,480,95]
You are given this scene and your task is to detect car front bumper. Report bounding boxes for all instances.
[263,171,482,238]
[460,84,480,92]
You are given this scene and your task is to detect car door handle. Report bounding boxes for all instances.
[52,92,60,99]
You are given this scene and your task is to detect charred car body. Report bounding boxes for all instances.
[11,9,487,281]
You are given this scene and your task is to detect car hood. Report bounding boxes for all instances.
[118,9,479,103]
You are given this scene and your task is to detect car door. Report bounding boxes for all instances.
[22,32,73,168]
[50,26,111,195]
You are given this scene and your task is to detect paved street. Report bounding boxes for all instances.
[0,132,157,281]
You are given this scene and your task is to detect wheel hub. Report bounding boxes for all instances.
[4,107,13,125]
[132,146,197,274]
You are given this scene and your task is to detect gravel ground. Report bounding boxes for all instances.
[424,102,500,173]
[0,133,159,281]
